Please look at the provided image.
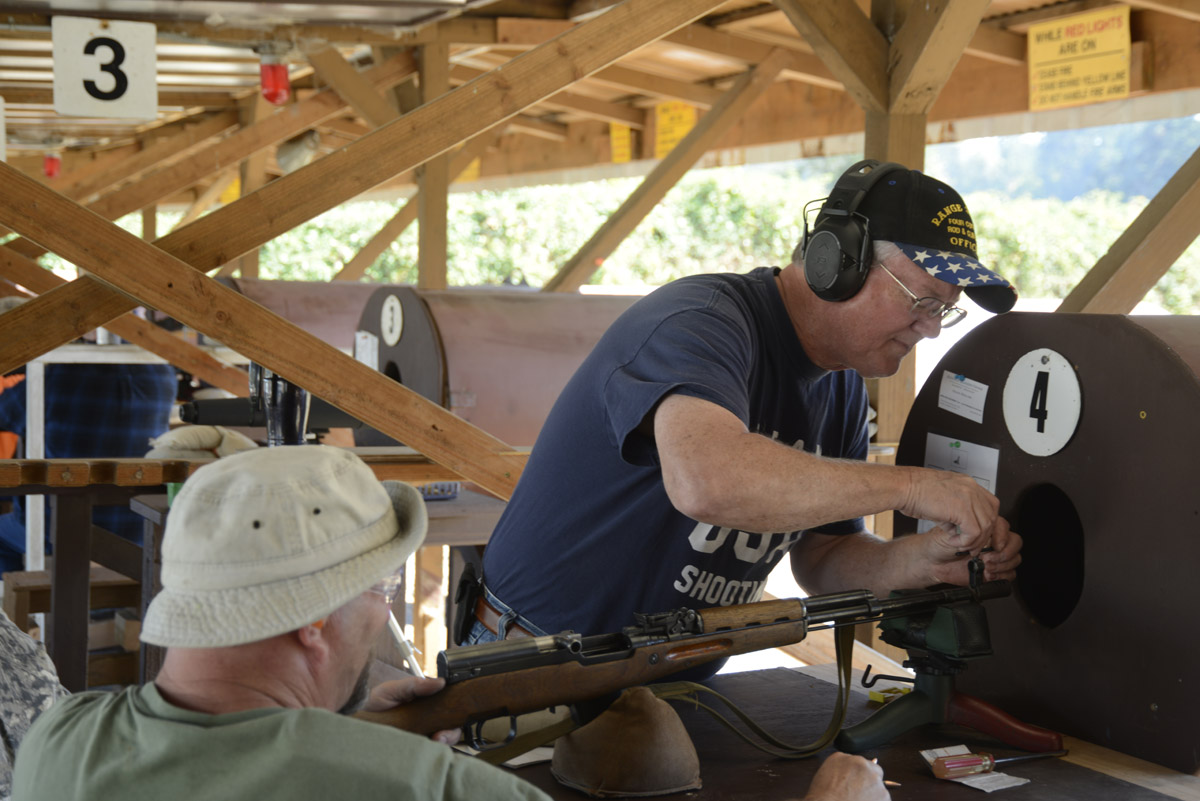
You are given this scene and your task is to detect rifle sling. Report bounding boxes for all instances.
[472,625,856,766]
[476,714,580,766]
[651,625,856,760]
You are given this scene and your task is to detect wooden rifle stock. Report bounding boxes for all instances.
[355,582,1009,736]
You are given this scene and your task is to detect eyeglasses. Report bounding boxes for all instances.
[877,262,967,329]
[368,568,405,605]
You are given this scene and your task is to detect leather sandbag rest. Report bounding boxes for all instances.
[551,687,701,798]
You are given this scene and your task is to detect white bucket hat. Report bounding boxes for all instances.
[141,445,428,648]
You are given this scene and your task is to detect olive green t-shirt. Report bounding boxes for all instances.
[12,684,550,801]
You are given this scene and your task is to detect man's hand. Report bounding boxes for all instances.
[925,516,1023,586]
[363,677,461,745]
[802,752,889,801]
[900,467,1000,549]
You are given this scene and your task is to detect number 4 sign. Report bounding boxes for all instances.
[53,17,157,120]
[1002,348,1082,457]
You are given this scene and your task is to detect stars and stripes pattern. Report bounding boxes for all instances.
[894,242,1013,289]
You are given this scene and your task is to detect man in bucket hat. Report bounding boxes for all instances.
[13,445,548,801]
[474,161,1023,681]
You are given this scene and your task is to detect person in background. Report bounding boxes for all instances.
[0,295,176,573]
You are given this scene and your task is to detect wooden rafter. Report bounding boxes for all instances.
[86,53,417,222]
[1057,144,1200,314]
[0,246,249,397]
[62,111,240,204]
[0,0,731,376]
[773,0,889,112]
[170,171,237,231]
[333,129,503,282]
[890,0,991,113]
[542,48,792,293]
[0,165,524,498]
[450,63,647,127]
[306,46,400,128]
[661,24,841,91]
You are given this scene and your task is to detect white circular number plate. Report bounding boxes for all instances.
[1002,348,1081,457]
[380,294,404,346]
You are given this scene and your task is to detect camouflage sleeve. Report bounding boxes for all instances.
[0,611,69,801]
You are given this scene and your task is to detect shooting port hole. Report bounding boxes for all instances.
[1006,483,1084,628]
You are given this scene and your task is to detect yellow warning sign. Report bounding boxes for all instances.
[1028,5,1130,111]
[456,157,481,184]
[654,101,696,159]
[610,123,632,164]
[219,175,241,204]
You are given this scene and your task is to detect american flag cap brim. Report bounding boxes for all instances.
[893,241,1018,313]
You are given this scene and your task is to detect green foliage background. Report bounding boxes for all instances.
[42,115,1200,314]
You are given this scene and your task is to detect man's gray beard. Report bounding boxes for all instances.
[337,662,372,715]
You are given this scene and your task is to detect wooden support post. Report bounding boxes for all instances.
[773,0,888,112]
[333,129,502,281]
[543,48,792,293]
[235,95,275,279]
[141,206,156,240]
[414,546,446,676]
[418,43,451,291]
[1057,143,1200,314]
[0,0,731,374]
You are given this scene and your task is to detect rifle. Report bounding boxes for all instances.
[356,579,1011,737]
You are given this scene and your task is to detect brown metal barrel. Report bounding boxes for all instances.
[224,279,638,447]
[895,312,1200,772]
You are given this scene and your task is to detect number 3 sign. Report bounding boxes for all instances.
[53,17,156,120]
[1002,348,1082,457]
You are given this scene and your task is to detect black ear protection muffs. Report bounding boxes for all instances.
[798,159,907,302]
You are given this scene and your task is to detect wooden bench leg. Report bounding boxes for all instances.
[47,495,93,692]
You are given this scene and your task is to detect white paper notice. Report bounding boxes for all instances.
[918,433,1000,533]
[938,370,989,424]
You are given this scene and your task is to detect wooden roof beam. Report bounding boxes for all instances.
[0,0,730,376]
[333,128,504,282]
[306,46,401,128]
[543,48,792,293]
[772,0,889,112]
[890,0,991,114]
[65,110,241,204]
[1057,144,1200,314]
[661,24,842,91]
[0,245,249,397]
[0,166,525,499]
[450,63,646,127]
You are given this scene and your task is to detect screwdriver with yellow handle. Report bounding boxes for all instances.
[932,749,1069,779]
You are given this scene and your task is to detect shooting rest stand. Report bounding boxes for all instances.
[836,594,1063,754]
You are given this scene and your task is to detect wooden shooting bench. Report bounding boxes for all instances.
[1,450,512,691]
[512,665,1200,801]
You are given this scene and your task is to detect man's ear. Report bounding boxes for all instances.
[295,619,330,655]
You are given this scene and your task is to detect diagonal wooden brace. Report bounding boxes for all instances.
[0,166,525,499]
[0,0,730,375]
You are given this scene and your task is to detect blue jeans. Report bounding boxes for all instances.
[464,584,549,645]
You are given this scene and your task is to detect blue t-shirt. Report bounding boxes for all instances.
[483,268,870,671]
